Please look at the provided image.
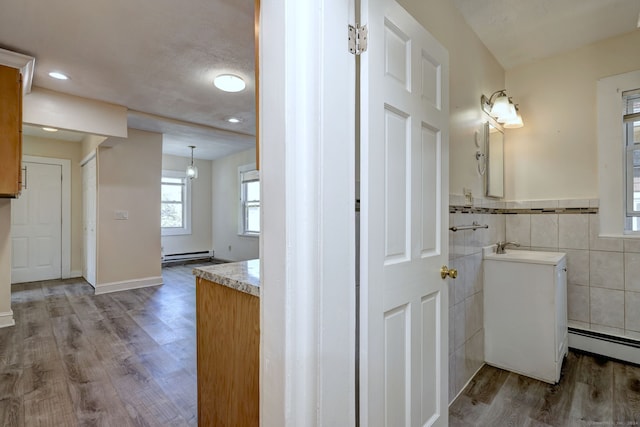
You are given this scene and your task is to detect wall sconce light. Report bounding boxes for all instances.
[186,145,198,179]
[481,90,524,128]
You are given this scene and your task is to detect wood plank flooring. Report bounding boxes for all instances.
[5,265,640,426]
[450,350,640,426]
[0,264,202,427]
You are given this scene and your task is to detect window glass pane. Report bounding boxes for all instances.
[246,205,260,233]
[161,202,183,228]
[162,177,183,184]
[246,181,260,201]
[634,121,640,144]
[161,184,183,202]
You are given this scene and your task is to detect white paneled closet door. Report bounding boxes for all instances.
[82,156,97,286]
[11,162,63,283]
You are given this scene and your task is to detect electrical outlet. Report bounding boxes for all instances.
[463,188,473,206]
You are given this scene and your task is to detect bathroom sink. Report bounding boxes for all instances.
[483,248,565,265]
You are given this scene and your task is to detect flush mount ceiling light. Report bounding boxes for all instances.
[481,89,524,129]
[48,71,69,80]
[42,127,58,132]
[226,117,241,124]
[214,74,246,92]
[186,145,198,180]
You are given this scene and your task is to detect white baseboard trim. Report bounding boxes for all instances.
[569,330,640,365]
[0,310,15,328]
[93,276,163,295]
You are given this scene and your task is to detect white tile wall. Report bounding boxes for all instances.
[590,287,624,329]
[530,214,559,248]
[448,197,640,403]
[448,203,505,404]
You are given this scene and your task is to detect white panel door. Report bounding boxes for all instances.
[82,157,97,286]
[360,0,449,426]
[11,162,63,284]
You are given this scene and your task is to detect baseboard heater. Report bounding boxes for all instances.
[569,327,640,365]
[162,250,213,263]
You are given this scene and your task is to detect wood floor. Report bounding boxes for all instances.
[0,264,201,427]
[5,266,640,427]
[449,350,640,426]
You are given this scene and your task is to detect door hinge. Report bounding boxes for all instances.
[348,24,368,55]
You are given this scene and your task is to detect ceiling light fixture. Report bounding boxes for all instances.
[481,90,524,129]
[42,127,58,132]
[186,145,198,180]
[226,117,241,123]
[214,74,246,92]
[48,71,69,80]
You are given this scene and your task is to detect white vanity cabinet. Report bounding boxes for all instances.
[484,249,568,383]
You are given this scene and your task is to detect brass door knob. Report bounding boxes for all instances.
[440,265,458,280]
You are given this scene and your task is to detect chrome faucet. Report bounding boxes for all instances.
[496,241,520,254]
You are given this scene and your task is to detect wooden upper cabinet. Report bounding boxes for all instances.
[0,64,22,198]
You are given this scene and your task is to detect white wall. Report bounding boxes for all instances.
[211,148,258,261]
[96,128,163,291]
[505,30,640,201]
[161,153,213,256]
[22,135,83,276]
[398,0,505,201]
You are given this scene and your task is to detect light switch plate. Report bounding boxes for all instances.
[115,210,129,220]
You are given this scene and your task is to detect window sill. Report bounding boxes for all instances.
[162,228,192,237]
[238,233,260,238]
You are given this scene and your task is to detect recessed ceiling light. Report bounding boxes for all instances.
[48,71,69,80]
[227,117,241,124]
[42,127,58,132]
[214,74,246,92]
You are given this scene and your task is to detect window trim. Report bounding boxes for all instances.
[597,70,640,237]
[161,170,192,236]
[238,163,260,237]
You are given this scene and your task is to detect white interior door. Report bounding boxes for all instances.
[11,162,63,284]
[360,0,449,425]
[82,156,97,286]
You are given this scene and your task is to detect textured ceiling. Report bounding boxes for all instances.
[0,0,255,160]
[453,0,640,69]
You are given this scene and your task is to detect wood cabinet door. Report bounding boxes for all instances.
[0,64,22,198]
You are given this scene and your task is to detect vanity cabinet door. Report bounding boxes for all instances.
[0,64,22,198]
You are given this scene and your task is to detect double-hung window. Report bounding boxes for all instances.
[239,166,260,235]
[624,89,640,232]
[161,171,192,236]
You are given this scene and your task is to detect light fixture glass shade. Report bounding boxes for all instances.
[214,74,246,92]
[186,164,198,179]
[186,145,198,179]
[489,94,510,118]
[497,102,518,123]
[504,112,524,128]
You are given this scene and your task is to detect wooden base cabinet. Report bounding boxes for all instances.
[0,64,22,198]
[196,277,259,426]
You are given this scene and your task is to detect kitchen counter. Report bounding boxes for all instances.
[193,258,260,297]
[192,259,260,426]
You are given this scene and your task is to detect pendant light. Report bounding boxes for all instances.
[186,145,198,179]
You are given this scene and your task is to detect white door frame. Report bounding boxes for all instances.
[259,0,356,425]
[22,155,71,279]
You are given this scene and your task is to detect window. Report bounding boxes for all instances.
[625,89,640,233]
[239,166,260,235]
[161,171,191,236]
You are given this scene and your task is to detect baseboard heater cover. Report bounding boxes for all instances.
[162,250,213,262]
[569,327,640,365]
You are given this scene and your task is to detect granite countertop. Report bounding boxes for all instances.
[193,259,260,297]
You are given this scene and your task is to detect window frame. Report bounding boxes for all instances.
[238,164,260,237]
[624,89,640,234]
[161,170,192,236]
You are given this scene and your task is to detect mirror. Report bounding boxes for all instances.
[485,121,504,198]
